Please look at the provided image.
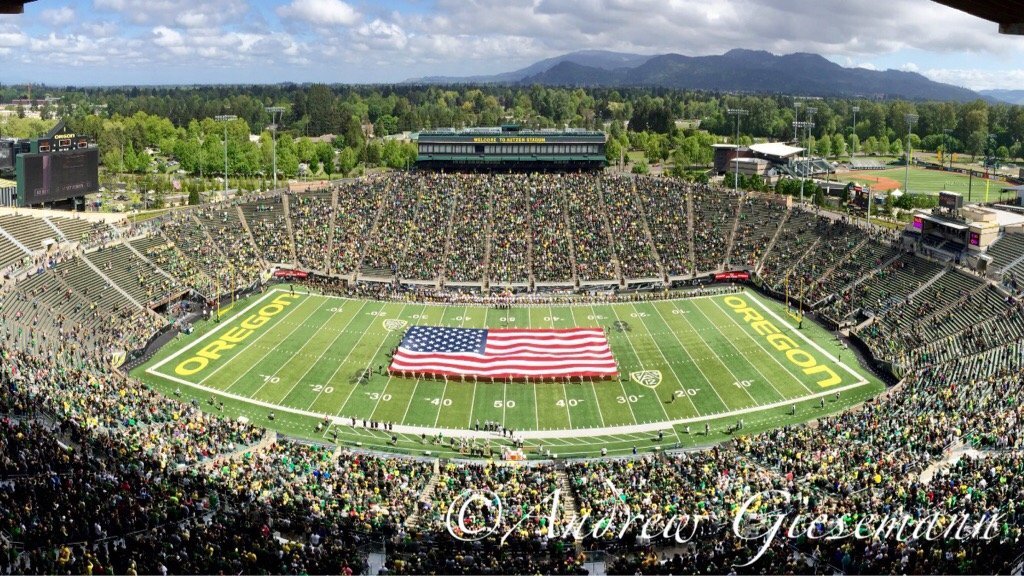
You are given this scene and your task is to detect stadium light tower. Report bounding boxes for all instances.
[793,100,803,141]
[266,106,285,191]
[727,108,749,193]
[799,107,817,205]
[851,106,860,155]
[904,113,918,195]
[215,115,236,201]
[943,128,954,171]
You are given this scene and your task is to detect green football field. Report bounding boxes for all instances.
[135,287,884,458]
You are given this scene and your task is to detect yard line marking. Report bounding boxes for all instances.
[658,299,734,412]
[146,364,871,440]
[706,296,818,396]
[627,301,695,420]
[366,303,413,421]
[598,304,639,425]
[689,297,791,402]
[299,299,371,411]
[667,293,765,405]
[568,305,605,428]
[240,297,335,397]
[434,305,468,428]
[332,301,403,418]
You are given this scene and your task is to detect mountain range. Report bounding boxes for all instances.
[406,49,987,102]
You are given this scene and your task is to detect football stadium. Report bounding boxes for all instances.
[3,1,1024,575]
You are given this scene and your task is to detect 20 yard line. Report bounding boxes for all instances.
[299,299,371,411]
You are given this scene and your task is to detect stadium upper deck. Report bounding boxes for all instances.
[416,124,606,171]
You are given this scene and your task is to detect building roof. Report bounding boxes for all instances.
[749,142,805,158]
[932,1,1024,34]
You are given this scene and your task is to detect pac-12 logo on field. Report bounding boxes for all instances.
[383,319,408,331]
[630,370,662,388]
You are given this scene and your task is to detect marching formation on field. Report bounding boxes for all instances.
[0,172,1022,574]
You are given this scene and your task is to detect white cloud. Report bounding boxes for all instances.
[352,19,408,51]
[923,68,1024,91]
[0,30,29,48]
[93,0,248,27]
[41,7,76,27]
[899,62,920,72]
[277,0,360,26]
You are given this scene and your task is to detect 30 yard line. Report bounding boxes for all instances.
[626,302,694,422]
[331,300,400,418]
[595,304,639,424]
[366,303,413,421]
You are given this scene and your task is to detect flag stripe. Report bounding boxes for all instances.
[388,325,617,380]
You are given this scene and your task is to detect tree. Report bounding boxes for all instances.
[188,183,201,205]
[833,133,848,157]
[817,134,832,157]
[848,133,860,155]
[631,159,649,174]
[316,142,335,177]
[337,147,358,176]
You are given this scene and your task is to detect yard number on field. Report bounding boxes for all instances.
[617,394,644,403]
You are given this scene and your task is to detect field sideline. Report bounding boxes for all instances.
[135,287,883,457]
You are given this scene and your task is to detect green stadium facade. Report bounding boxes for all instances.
[416,125,606,171]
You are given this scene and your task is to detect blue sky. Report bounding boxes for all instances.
[1,0,1022,90]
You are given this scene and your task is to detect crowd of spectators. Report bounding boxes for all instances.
[291,191,335,272]
[0,175,1023,574]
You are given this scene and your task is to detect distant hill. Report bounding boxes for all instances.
[406,50,652,85]
[980,89,1024,104]
[410,48,986,102]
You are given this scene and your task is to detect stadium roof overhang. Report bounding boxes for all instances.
[916,212,969,230]
[0,0,36,14]
[749,142,804,159]
[932,0,1024,34]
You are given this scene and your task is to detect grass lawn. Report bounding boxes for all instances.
[846,165,1015,200]
[134,287,883,458]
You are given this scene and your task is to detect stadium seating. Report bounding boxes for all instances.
[727,195,788,269]
[0,214,58,252]
[690,186,739,273]
[290,191,335,272]
[239,197,293,265]
[2,174,1024,576]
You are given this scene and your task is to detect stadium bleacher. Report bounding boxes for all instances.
[1,174,1024,575]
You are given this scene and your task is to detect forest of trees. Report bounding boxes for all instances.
[1,83,1022,184]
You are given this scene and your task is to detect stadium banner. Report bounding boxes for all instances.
[714,271,751,282]
[388,326,617,380]
[273,269,309,279]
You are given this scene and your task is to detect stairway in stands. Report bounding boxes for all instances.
[404,458,441,529]
[553,466,579,536]
[281,193,298,265]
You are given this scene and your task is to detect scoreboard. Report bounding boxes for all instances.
[35,132,91,153]
[17,148,100,205]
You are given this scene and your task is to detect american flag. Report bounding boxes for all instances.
[388,326,618,380]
